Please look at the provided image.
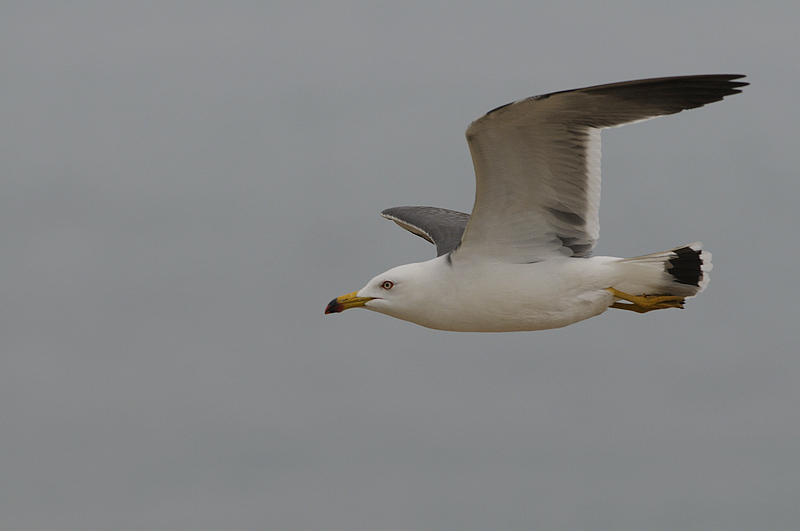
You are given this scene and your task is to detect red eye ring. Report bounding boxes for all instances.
[381,281,394,290]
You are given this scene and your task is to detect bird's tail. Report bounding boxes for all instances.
[613,243,712,298]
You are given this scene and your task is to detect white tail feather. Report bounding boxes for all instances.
[614,243,711,298]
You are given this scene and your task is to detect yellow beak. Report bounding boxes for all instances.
[325,291,375,314]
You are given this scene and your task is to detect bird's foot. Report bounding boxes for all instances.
[607,287,685,314]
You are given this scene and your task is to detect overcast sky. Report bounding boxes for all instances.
[1,2,798,530]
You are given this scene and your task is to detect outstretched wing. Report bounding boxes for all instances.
[457,74,747,263]
[381,206,470,257]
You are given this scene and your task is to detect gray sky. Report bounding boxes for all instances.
[1,2,798,530]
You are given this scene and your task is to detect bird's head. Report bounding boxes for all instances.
[325,261,436,321]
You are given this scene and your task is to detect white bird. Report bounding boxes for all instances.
[325,75,747,332]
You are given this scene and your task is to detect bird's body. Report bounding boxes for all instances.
[364,255,616,332]
[325,75,746,332]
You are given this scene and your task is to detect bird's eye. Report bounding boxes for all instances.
[381,281,394,290]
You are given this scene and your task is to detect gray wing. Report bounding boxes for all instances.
[457,74,747,263]
[381,206,470,257]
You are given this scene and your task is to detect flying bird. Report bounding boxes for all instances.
[325,75,747,332]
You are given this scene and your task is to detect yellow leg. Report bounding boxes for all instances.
[606,287,686,314]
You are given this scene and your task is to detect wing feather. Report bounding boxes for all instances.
[381,206,470,257]
[456,74,746,263]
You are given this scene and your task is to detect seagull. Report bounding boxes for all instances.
[325,75,747,332]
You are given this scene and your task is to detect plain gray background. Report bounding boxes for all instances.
[1,2,798,530]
